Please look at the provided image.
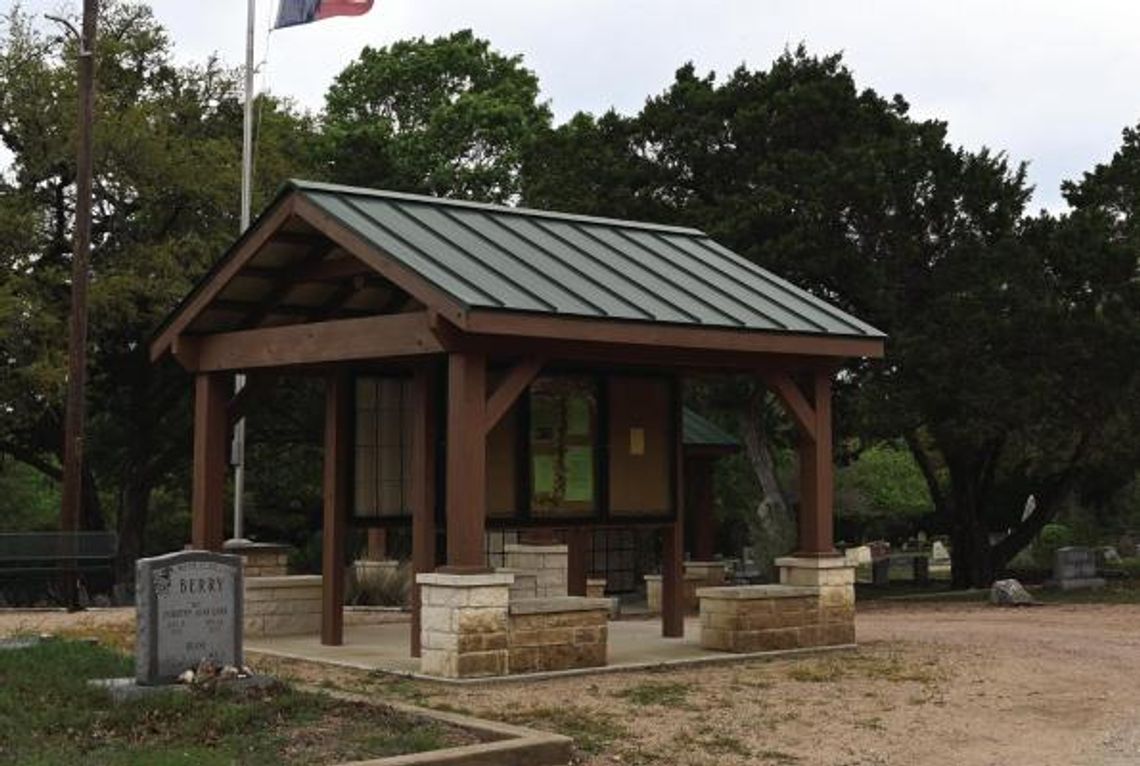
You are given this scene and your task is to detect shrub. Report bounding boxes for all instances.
[346,561,411,607]
[1034,523,1073,568]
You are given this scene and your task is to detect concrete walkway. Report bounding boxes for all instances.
[246,616,737,678]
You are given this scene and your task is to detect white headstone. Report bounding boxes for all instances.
[931,540,950,563]
[135,550,243,685]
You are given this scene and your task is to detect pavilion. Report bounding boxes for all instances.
[150,180,885,675]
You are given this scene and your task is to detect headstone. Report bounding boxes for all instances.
[135,550,243,686]
[1053,546,1106,590]
[844,545,872,566]
[931,540,950,564]
[991,578,1035,606]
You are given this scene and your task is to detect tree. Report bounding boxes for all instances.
[523,48,1140,586]
[321,30,551,202]
[0,2,318,582]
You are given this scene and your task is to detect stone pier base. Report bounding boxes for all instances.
[417,572,610,679]
[697,556,856,653]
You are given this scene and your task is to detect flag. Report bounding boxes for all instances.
[275,0,375,30]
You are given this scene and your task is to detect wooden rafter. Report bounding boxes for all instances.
[483,357,543,435]
[242,242,337,327]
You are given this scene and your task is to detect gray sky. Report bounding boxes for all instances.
[18,1,1140,211]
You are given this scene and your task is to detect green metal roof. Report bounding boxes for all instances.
[292,180,885,339]
[682,408,740,449]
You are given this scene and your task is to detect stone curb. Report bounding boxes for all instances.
[249,641,856,687]
[299,685,572,766]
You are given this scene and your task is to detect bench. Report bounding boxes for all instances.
[0,531,118,605]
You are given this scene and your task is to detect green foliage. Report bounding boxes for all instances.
[0,640,457,764]
[838,445,933,519]
[322,30,551,201]
[0,460,59,531]
[1033,523,1073,567]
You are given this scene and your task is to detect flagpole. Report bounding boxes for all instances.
[231,0,256,544]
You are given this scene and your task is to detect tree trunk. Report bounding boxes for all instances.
[740,389,796,578]
[81,463,104,531]
[113,475,151,590]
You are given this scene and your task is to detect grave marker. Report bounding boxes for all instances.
[135,550,243,685]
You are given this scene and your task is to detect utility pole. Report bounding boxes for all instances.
[59,0,98,611]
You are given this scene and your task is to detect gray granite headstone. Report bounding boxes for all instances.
[135,550,243,685]
[1053,546,1105,590]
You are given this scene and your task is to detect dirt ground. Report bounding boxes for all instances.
[3,601,1139,765]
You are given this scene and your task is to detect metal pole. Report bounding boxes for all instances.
[59,0,98,611]
[231,0,256,543]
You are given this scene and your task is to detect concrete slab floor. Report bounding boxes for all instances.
[246,616,730,679]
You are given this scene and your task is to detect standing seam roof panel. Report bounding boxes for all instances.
[534,220,708,323]
[425,206,616,316]
[687,235,884,336]
[590,226,783,329]
[490,216,682,321]
[306,193,495,306]
[635,230,841,333]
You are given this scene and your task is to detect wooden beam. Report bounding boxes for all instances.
[242,243,336,327]
[443,351,488,571]
[483,358,543,435]
[179,312,442,372]
[463,310,885,360]
[191,373,228,551]
[763,373,817,441]
[150,195,296,361]
[238,257,373,284]
[321,371,350,646]
[410,364,438,658]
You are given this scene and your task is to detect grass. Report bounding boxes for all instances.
[788,652,944,685]
[0,639,471,765]
[490,705,626,755]
[612,680,693,707]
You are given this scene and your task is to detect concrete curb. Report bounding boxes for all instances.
[298,685,572,766]
[250,641,857,686]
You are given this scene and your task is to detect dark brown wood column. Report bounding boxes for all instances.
[410,363,438,657]
[566,528,590,597]
[191,373,228,551]
[366,529,387,560]
[444,351,488,571]
[321,370,350,646]
[687,456,717,561]
[662,378,685,638]
[797,371,835,556]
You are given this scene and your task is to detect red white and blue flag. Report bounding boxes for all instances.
[275,0,375,29]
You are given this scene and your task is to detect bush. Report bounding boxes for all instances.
[346,561,411,607]
[1034,523,1073,568]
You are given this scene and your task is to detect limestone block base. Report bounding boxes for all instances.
[586,577,607,599]
[644,572,706,614]
[508,597,610,673]
[697,584,855,652]
[684,560,727,587]
[417,572,610,678]
[505,544,568,597]
[495,567,539,601]
[223,540,291,578]
[418,572,513,679]
[244,575,322,636]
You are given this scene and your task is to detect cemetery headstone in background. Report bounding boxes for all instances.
[135,551,243,685]
[1053,546,1106,591]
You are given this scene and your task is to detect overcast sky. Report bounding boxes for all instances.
[17,0,1140,211]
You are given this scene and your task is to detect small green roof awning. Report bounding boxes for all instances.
[682,408,739,452]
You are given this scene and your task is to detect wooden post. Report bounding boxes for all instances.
[688,457,717,561]
[191,373,228,551]
[410,364,437,657]
[797,371,835,556]
[321,370,350,646]
[366,528,387,560]
[566,528,590,597]
[662,378,685,638]
[443,352,488,571]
